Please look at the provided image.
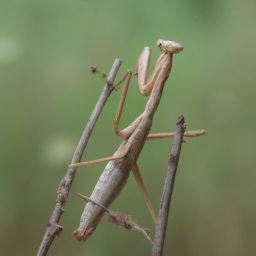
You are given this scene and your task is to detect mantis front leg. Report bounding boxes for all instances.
[136,46,165,96]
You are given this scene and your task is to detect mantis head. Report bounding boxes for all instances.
[157,39,184,54]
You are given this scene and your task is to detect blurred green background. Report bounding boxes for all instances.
[1,0,256,255]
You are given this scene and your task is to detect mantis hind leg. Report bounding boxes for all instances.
[68,153,127,168]
[130,159,158,229]
[68,139,133,168]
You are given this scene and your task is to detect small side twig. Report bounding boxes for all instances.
[36,58,122,256]
[152,115,186,256]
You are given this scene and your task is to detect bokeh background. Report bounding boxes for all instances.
[1,0,256,255]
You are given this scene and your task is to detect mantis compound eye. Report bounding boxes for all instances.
[156,40,163,47]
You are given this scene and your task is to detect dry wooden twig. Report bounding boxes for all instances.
[152,115,186,256]
[36,58,122,256]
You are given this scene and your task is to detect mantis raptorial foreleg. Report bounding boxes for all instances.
[136,46,164,96]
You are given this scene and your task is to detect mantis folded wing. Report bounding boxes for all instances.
[70,40,206,243]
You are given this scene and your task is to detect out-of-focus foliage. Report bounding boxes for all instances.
[0,0,256,255]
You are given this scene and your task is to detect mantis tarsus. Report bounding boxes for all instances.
[70,39,206,242]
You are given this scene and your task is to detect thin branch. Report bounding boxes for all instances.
[152,115,186,256]
[36,58,122,256]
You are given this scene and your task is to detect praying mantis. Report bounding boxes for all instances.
[70,39,206,242]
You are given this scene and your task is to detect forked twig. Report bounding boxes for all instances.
[76,193,153,245]
[152,115,186,256]
[36,59,122,256]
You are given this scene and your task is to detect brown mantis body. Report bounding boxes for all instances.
[70,40,205,242]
